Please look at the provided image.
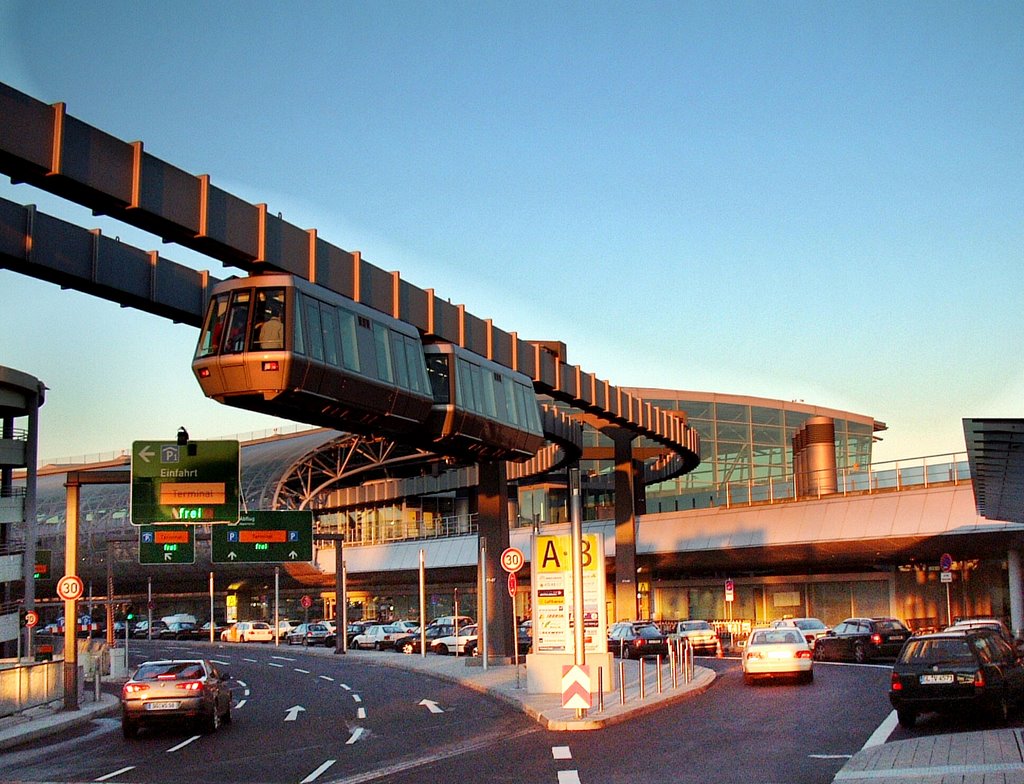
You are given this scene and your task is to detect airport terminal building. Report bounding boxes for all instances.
[6,372,1022,647]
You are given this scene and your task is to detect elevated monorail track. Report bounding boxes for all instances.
[0,81,699,471]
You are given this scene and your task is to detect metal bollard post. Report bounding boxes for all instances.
[670,645,678,688]
[657,654,663,694]
[619,661,626,705]
[597,667,604,713]
[94,666,101,702]
[639,657,646,700]
[687,639,694,682]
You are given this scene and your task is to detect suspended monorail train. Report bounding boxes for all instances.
[191,274,544,461]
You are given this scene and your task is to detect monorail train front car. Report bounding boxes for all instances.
[191,274,434,437]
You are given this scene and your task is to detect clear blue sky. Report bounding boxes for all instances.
[0,2,1020,465]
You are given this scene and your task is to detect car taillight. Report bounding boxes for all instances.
[871,633,882,645]
[974,670,985,688]
[262,360,279,371]
[177,681,204,692]
[632,638,645,648]
[890,672,902,691]
[745,651,762,660]
[795,650,812,660]
[123,683,148,695]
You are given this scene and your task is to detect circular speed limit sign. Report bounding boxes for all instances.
[500,547,525,573]
[57,574,84,601]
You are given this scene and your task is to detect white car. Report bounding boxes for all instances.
[670,620,720,655]
[771,617,831,649]
[274,619,300,639]
[352,623,405,650]
[742,627,813,684]
[220,621,274,643]
[431,624,478,655]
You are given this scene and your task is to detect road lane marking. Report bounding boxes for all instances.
[295,668,311,674]
[272,655,296,661]
[165,736,201,752]
[357,707,366,719]
[237,680,248,688]
[235,699,247,709]
[319,675,335,681]
[552,747,572,760]
[95,766,135,781]
[557,772,581,784]
[268,662,284,668]
[352,694,362,702]
[340,683,351,690]
[346,727,365,744]
[301,760,336,783]
[243,658,258,663]
[810,754,853,759]
[863,711,899,749]
[210,659,230,665]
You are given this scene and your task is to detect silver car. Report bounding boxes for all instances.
[120,659,232,738]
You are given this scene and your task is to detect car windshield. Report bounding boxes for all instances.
[899,638,975,665]
[795,619,826,630]
[135,661,205,680]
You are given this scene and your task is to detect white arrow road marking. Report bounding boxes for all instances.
[552,747,572,760]
[300,760,336,783]
[418,699,444,713]
[346,727,365,745]
[166,736,201,752]
[95,766,136,781]
[285,705,306,721]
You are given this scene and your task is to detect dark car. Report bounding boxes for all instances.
[608,621,670,660]
[813,617,911,663]
[131,620,168,639]
[285,623,312,645]
[889,629,1024,727]
[120,659,232,738]
[392,624,449,655]
[158,621,198,641]
[299,622,334,647]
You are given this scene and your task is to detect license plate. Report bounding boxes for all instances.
[889,635,905,642]
[146,701,180,711]
[920,673,954,685]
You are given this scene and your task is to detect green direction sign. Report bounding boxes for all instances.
[211,510,313,564]
[130,440,240,525]
[139,525,196,565]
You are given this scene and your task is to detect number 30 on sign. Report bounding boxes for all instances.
[57,574,84,601]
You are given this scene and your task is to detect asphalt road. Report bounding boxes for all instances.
[3,644,1015,784]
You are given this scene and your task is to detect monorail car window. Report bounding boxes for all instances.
[303,296,325,362]
[456,358,476,411]
[223,291,252,354]
[372,323,394,383]
[338,309,359,372]
[320,305,340,366]
[497,375,520,427]
[426,353,451,403]
[251,288,285,350]
[389,332,409,389]
[196,293,230,358]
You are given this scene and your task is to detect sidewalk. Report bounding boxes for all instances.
[833,727,1024,784]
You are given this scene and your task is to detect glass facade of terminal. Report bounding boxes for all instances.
[515,392,878,525]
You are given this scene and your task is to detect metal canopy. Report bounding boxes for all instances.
[964,418,1024,523]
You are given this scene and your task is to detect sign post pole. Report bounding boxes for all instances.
[63,481,81,711]
[568,467,587,719]
[940,553,954,624]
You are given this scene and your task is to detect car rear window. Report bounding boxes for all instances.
[752,630,803,645]
[637,625,663,639]
[136,662,205,680]
[899,638,974,664]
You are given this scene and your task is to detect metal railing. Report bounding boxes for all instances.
[317,513,479,548]
[652,452,970,513]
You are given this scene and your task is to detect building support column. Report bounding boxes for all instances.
[476,461,512,658]
[1008,549,1023,639]
[605,427,641,623]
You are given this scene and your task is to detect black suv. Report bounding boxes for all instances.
[813,617,911,663]
[889,629,1024,727]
